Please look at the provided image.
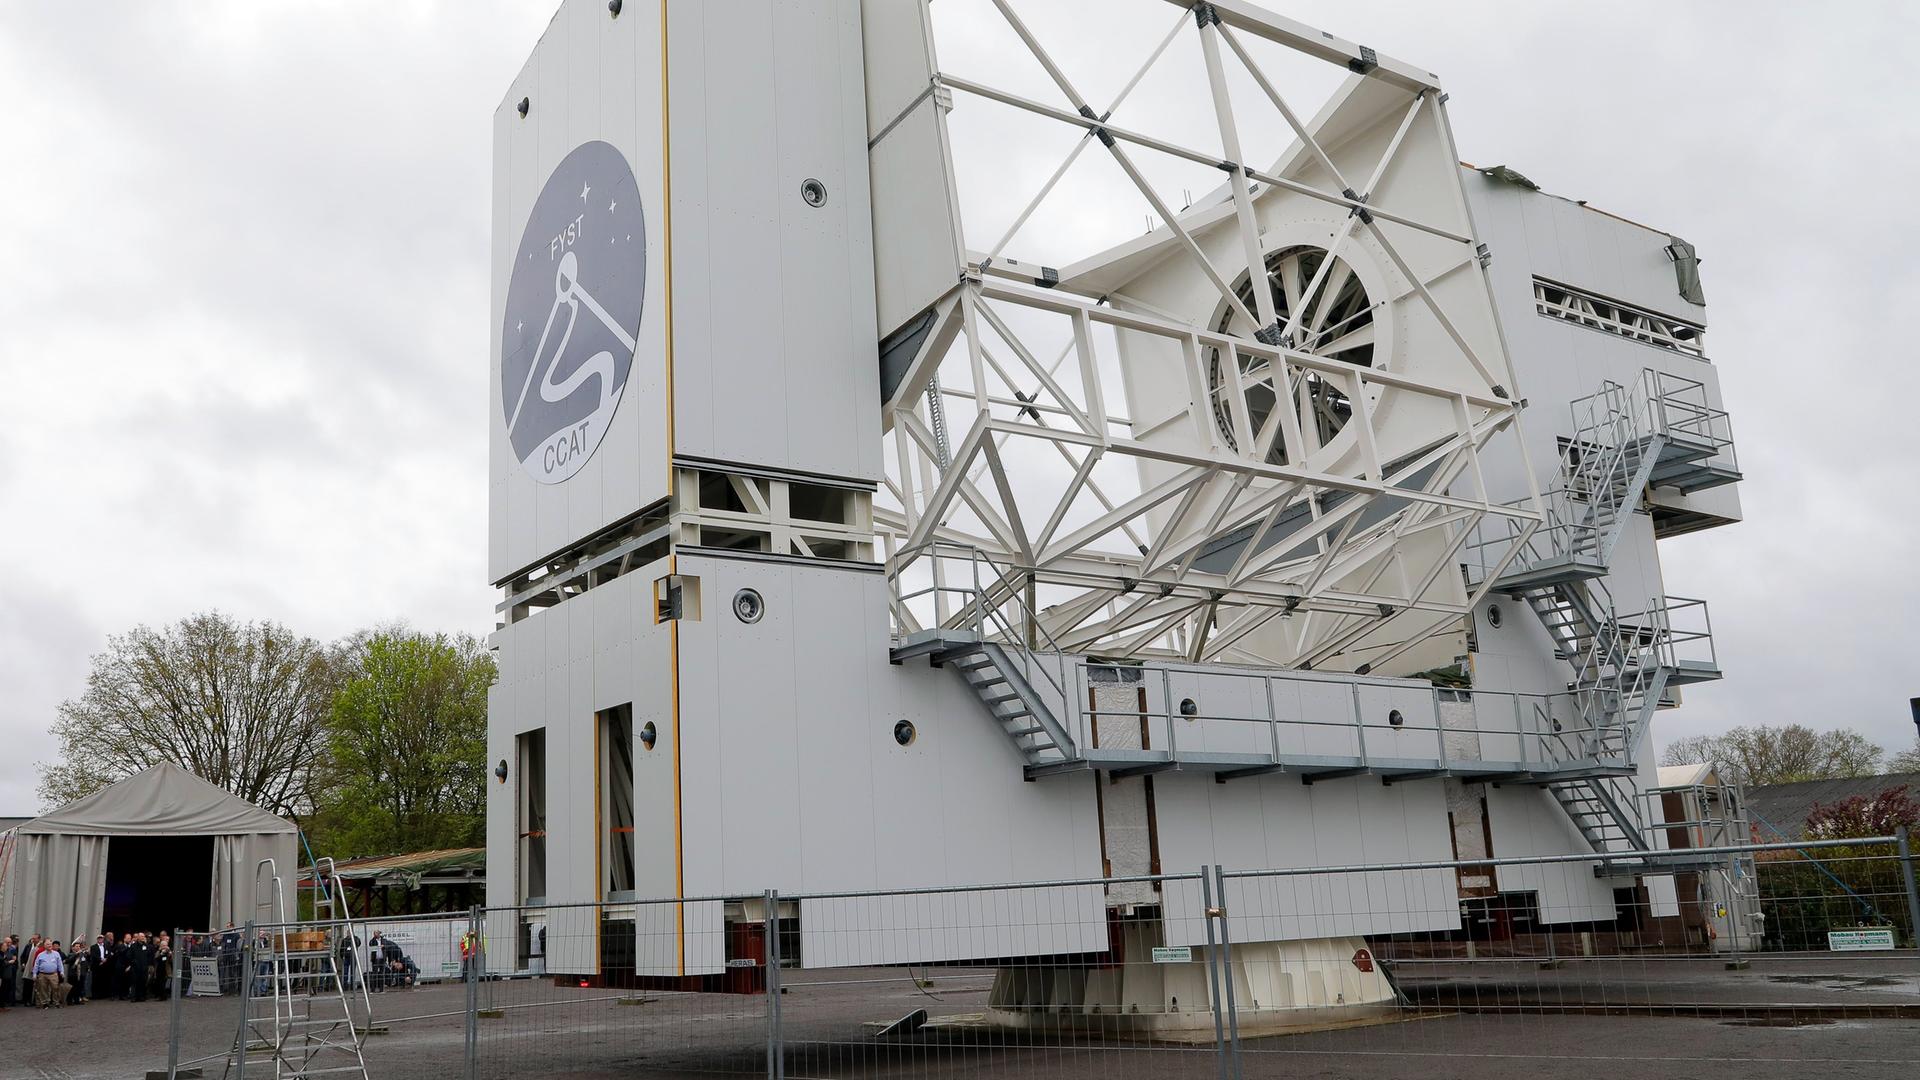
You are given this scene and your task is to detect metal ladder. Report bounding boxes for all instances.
[222,859,371,1080]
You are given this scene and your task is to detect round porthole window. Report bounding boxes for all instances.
[733,588,765,623]
[800,178,828,207]
[1387,709,1405,728]
[893,719,917,746]
[640,721,658,750]
[1486,603,1502,629]
[494,759,509,784]
[1179,698,1199,718]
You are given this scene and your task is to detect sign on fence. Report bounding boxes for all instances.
[188,957,223,996]
[1827,928,1896,952]
[1151,946,1192,964]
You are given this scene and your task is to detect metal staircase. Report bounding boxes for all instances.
[1549,776,1651,857]
[928,637,1077,768]
[223,860,371,1080]
[1477,370,1732,860]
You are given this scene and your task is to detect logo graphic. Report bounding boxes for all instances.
[501,140,646,484]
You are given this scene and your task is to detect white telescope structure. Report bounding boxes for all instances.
[485,0,1745,1032]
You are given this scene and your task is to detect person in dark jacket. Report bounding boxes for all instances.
[91,935,113,1002]
[336,931,359,991]
[63,938,87,1004]
[0,936,19,1009]
[218,924,240,994]
[113,933,132,999]
[126,933,152,1002]
[152,934,174,1000]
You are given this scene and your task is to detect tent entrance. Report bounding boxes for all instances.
[104,835,213,936]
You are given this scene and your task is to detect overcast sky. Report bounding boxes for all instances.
[2,1,1915,815]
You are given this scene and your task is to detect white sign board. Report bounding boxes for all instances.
[1827,928,1896,952]
[1151,946,1193,964]
[188,957,223,997]
[365,919,468,981]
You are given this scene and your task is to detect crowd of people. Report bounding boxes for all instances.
[0,925,432,1010]
[0,931,176,1009]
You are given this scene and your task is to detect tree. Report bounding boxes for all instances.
[1889,743,1920,774]
[1658,723,1883,787]
[307,629,494,857]
[42,613,341,812]
[1804,785,1920,841]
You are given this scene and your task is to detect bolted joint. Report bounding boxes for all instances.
[1193,2,1220,28]
[1348,44,1379,75]
[1344,188,1374,224]
[1034,266,1060,289]
[1253,322,1285,346]
[1094,127,1116,148]
[1012,389,1042,422]
[1476,242,1493,268]
[1078,104,1099,121]
[1217,159,1240,174]
[1492,385,1511,400]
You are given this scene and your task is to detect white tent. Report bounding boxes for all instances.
[0,762,297,942]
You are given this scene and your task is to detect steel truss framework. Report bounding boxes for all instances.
[877,0,1548,673]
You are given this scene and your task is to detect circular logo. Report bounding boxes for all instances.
[500,140,646,484]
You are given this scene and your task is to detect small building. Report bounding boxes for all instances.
[0,762,297,941]
[298,848,484,917]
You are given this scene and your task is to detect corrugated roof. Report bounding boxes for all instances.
[300,847,484,885]
[1744,773,1920,840]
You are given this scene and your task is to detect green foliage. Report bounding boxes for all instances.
[1756,848,1913,950]
[304,629,495,858]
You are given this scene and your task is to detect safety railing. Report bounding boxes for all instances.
[889,541,1080,724]
[1069,655,1635,777]
[1639,368,1739,474]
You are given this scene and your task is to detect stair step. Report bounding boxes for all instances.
[981,691,1021,704]
[1006,726,1045,737]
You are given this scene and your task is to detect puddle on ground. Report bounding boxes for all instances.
[1765,974,1907,990]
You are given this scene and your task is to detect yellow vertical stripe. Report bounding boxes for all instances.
[662,0,685,982]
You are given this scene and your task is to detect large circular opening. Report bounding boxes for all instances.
[1207,245,1377,464]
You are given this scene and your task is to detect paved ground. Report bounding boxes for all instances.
[4,956,1916,1079]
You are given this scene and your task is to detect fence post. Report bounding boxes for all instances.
[236,921,254,1080]
[764,890,784,1080]
[1212,866,1244,1080]
[465,904,481,1080]
[1199,870,1229,1080]
[1898,826,1920,949]
[1723,851,1748,971]
[167,926,184,1079]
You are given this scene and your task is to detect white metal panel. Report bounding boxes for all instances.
[1155,773,1459,946]
[1483,784,1620,925]
[668,0,880,482]
[489,0,670,584]
[861,0,964,341]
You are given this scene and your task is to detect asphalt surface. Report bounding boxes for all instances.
[3,956,1915,1079]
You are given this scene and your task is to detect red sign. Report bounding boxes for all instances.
[1351,948,1374,973]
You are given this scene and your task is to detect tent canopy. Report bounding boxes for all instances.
[16,762,297,838]
[0,763,297,942]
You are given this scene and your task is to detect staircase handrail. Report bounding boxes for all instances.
[1639,369,1738,473]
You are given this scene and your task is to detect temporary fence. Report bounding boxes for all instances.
[162,832,1920,1079]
